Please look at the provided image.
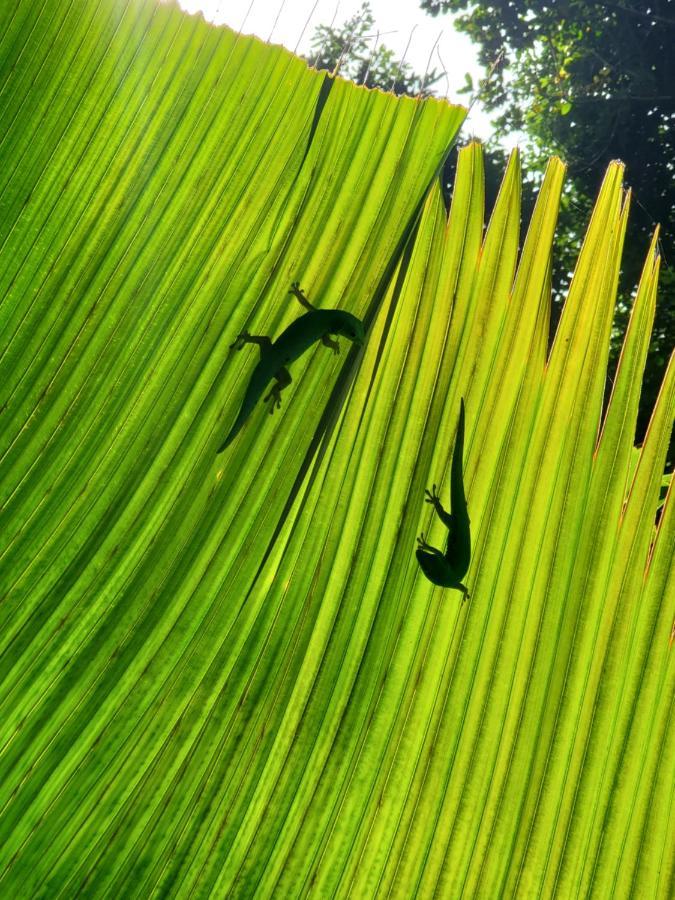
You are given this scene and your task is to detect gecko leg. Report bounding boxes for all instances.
[321,334,340,355]
[263,384,282,413]
[230,331,251,351]
[416,533,434,552]
[263,367,292,414]
[417,532,449,562]
[425,484,453,529]
[230,332,273,360]
[289,281,316,311]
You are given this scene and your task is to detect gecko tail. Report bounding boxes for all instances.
[216,414,245,453]
[216,436,233,454]
[216,373,264,453]
[216,434,233,454]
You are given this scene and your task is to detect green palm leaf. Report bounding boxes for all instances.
[1,2,672,897]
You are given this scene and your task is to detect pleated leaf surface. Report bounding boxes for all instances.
[0,1,673,897]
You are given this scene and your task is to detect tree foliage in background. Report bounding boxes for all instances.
[308,1,441,96]
[422,0,675,458]
[305,5,547,357]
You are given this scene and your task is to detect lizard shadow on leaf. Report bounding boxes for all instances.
[416,398,471,600]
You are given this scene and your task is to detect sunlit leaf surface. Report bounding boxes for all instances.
[0,1,672,897]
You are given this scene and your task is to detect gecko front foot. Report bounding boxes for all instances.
[230,331,251,351]
[322,334,340,355]
[289,281,315,311]
[424,484,441,507]
[417,532,432,551]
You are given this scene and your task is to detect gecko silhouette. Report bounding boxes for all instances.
[217,282,365,452]
[416,399,471,599]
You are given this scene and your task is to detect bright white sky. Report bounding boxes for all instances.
[176,0,494,139]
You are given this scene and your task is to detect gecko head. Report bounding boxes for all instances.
[334,313,365,345]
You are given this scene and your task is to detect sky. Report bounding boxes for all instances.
[175,0,494,139]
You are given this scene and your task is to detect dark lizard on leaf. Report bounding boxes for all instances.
[217,282,365,452]
[416,398,471,600]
